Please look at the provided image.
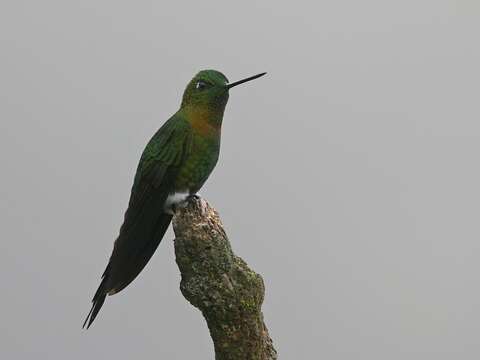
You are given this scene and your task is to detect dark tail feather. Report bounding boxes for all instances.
[106,213,173,295]
[83,266,109,329]
[82,213,172,328]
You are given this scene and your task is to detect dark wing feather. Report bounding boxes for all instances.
[83,114,192,328]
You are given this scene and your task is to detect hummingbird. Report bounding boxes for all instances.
[83,70,266,329]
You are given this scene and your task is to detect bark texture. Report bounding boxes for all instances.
[172,198,277,360]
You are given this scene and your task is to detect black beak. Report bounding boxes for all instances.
[226,72,267,89]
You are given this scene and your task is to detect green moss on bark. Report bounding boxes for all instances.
[172,198,277,360]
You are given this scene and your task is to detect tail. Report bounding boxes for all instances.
[83,265,110,329]
[82,213,172,329]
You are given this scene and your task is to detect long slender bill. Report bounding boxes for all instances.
[226,72,267,89]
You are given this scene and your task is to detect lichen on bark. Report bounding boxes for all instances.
[172,198,277,360]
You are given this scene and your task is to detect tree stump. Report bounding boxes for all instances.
[172,197,277,360]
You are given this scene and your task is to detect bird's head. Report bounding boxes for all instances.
[181,70,230,110]
[180,70,266,113]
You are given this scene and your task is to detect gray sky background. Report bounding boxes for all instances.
[1,1,479,359]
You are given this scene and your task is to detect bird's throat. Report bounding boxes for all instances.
[185,106,223,136]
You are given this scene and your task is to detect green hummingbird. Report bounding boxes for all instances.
[83,70,266,329]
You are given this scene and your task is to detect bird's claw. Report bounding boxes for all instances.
[186,194,209,216]
[187,194,201,201]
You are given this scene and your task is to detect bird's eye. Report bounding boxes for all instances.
[195,81,207,90]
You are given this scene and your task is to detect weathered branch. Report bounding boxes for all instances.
[172,198,277,360]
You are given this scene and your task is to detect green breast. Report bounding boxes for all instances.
[174,133,220,193]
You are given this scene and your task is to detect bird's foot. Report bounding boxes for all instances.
[171,194,200,214]
[166,191,191,215]
[187,193,201,201]
[186,193,209,215]
[169,193,208,215]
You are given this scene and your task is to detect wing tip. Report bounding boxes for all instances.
[82,293,107,329]
[83,267,110,329]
